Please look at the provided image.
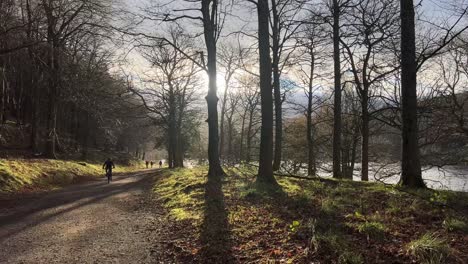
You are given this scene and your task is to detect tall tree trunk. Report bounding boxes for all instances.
[202,0,224,178]
[256,0,277,185]
[271,0,282,171]
[45,36,58,159]
[350,124,359,179]
[307,54,316,176]
[332,0,342,178]
[399,0,424,188]
[239,107,248,162]
[246,109,254,163]
[227,117,233,160]
[272,65,282,171]
[361,93,369,181]
[219,90,228,158]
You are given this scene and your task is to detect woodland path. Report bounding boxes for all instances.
[0,170,169,264]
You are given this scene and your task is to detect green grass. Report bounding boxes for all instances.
[153,167,207,221]
[407,232,450,264]
[443,217,468,233]
[356,221,387,240]
[0,158,140,193]
[152,166,468,263]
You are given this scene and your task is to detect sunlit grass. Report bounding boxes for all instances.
[407,232,450,264]
[0,158,140,193]
[152,165,468,263]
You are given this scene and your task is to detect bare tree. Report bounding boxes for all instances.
[247,0,278,185]
[132,28,201,168]
[270,0,304,171]
[142,0,230,177]
[294,21,329,176]
[218,43,245,159]
[340,0,399,181]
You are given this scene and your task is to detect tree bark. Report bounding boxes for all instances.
[361,94,369,181]
[202,0,224,178]
[332,0,342,178]
[219,90,228,158]
[256,0,277,185]
[399,0,424,188]
[307,54,316,176]
[271,0,282,171]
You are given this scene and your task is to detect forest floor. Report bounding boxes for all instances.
[0,169,171,264]
[1,165,467,263]
[154,166,468,263]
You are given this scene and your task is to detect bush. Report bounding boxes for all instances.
[442,217,468,233]
[407,232,450,264]
[357,221,386,240]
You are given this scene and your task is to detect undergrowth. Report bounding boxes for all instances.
[153,166,468,263]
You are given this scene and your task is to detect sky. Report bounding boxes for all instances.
[113,0,468,100]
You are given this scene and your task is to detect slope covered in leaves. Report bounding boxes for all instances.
[153,166,468,263]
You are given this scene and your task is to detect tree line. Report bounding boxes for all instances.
[2,0,468,190]
[0,0,154,159]
[123,0,468,189]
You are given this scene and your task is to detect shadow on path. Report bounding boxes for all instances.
[0,170,159,242]
[198,176,234,263]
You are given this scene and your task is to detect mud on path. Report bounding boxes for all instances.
[0,170,169,264]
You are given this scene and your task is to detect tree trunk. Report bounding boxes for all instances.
[271,0,282,171]
[272,66,282,171]
[399,0,425,188]
[361,94,369,181]
[332,0,342,178]
[45,34,58,159]
[239,107,248,162]
[246,109,254,163]
[307,54,316,176]
[202,0,224,178]
[350,123,359,179]
[219,90,228,158]
[256,0,277,185]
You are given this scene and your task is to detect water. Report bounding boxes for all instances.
[315,163,468,192]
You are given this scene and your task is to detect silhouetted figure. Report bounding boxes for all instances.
[159,160,162,168]
[150,161,154,168]
[102,158,115,183]
[145,160,149,168]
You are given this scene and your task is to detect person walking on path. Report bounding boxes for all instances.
[159,160,162,168]
[145,160,149,169]
[150,161,154,168]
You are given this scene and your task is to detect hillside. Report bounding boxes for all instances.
[153,166,468,263]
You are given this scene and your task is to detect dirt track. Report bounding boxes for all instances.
[0,170,168,264]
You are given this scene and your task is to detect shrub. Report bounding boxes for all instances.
[357,221,386,240]
[442,217,468,233]
[407,232,450,264]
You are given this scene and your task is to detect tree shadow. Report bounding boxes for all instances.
[198,176,234,263]
[0,171,157,241]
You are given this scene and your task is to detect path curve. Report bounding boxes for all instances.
[0,170,166,264]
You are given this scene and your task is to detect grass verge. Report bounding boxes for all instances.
[0,158,141,193]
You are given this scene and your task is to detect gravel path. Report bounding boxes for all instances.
[0,170,168,264]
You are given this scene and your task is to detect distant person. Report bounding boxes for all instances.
[159,160,163,168]
[145,160,149,168]
[102,158,115,184]
[150,161,154,168]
